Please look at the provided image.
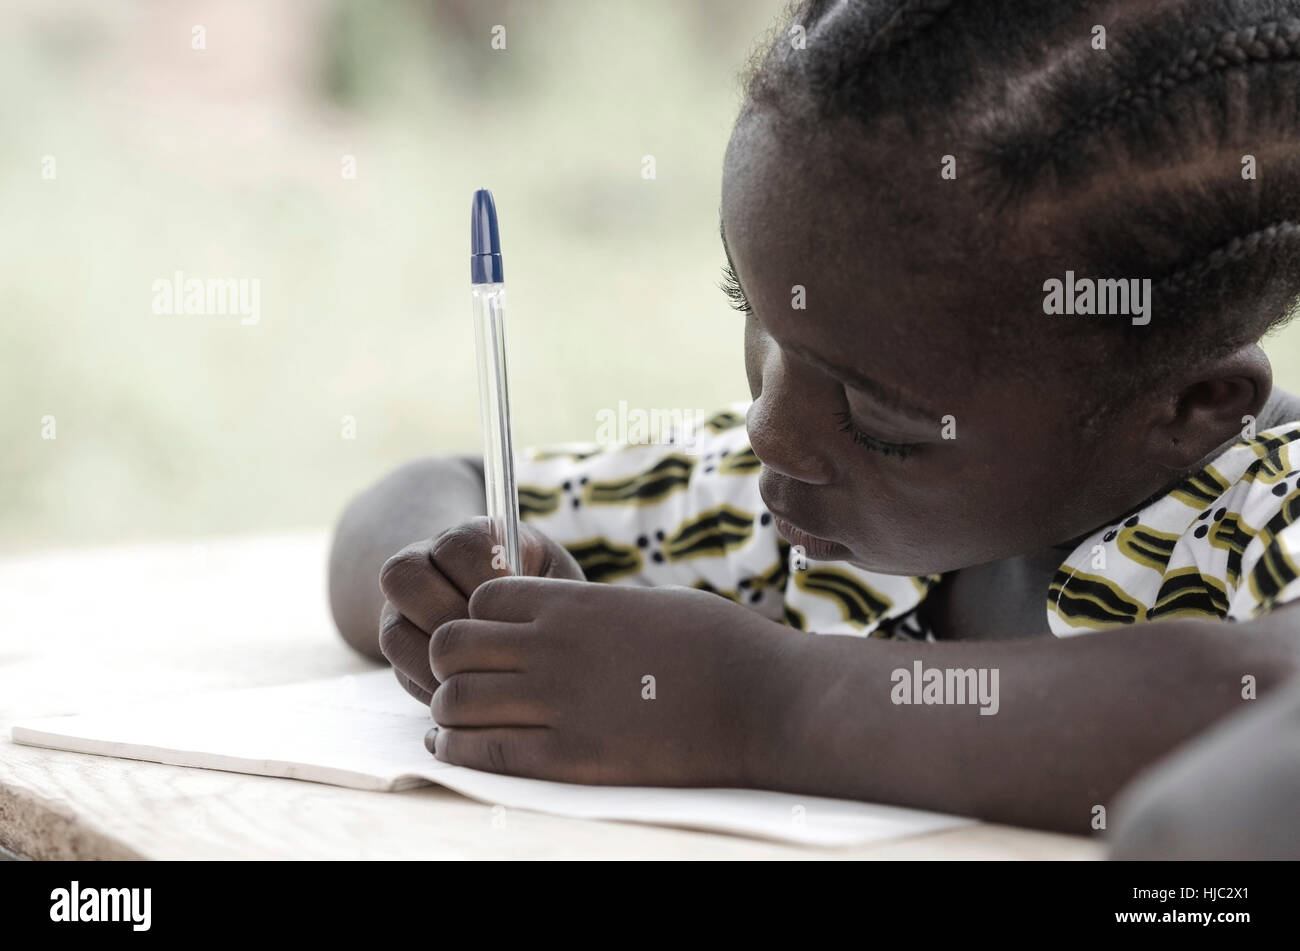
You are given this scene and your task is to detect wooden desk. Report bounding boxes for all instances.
[0,533,1102,860]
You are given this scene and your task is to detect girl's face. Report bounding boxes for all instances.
[720,110,1174,575]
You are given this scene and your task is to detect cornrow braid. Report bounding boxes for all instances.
[985,19,1300,190]
[1157,220,1300,293]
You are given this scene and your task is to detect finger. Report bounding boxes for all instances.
[468,574,588,622]
[394,667,433,706]
[431,519,577,582]
[379,603,438,697]
[430,672,548,727]
[429,518,514,597]
[380,540,469,633]
[429,617,539,680]
[433,725,554,777]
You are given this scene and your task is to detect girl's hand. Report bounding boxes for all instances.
[427,577,800,787]
[378,518,585,704]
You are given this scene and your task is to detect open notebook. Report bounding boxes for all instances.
[9,669,972,848]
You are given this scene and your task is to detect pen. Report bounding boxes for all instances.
[470,187,522,575]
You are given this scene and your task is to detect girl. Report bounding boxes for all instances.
[328,0,1300,835]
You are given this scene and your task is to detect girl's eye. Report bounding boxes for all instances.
[720,263,752,315]
[833,411,918,459]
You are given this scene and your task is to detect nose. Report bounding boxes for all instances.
[746,389,837,486]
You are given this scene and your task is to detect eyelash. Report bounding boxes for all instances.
[720,263,752,314]
[723,263,916,459]
[833,411,918,459]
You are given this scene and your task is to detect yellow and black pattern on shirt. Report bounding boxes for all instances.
[1210,511,1255,589]
[1239,428,1300,485]
[874,609,933,641]
[1245,486,1300,612]
[1168,465,1232,509]
[1147,567,1230,621]
[1211,427,1299,589]
[519,485,563,519]
[1116,522,1179,572]
[1048,567,1144,628]
[583,454,697,506]
[1049,563,1233,627]
[785,572,939,636]
[521,435,758,515]
[693,538,791,606]
[717,446,760,475]
[791,567,897,629]
[869,576,942,639]
[538,504,759,582]
[700,408,746,434]
[557,535,644,584]
[664,504,755,560]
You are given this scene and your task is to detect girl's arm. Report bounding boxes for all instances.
[327,455,485,660]
[1109,677,1300,858]
[765,603,1300,832]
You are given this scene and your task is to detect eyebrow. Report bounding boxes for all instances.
[719,217,943,424]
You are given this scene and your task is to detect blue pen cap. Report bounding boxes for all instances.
[470,188,504,284]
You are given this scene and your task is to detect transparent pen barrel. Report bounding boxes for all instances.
[471,283,521,575]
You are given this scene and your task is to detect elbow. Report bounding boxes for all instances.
[324,454,482,664]
[327,490,387,664]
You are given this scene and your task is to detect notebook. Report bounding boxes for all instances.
[9,669,972,848]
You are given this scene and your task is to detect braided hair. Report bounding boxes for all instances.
[740,0,1300,409]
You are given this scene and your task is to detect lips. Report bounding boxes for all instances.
[757,466,855,561]
[771,515,852,562]
[760,486,852,562]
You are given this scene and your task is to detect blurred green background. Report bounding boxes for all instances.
[5,0,1300,552]
[1,0,782,551]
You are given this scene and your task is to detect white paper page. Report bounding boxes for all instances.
[10,669,973,848]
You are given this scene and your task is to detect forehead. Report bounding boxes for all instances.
[720,110,990,402]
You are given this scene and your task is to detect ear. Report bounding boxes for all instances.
[1143,345,1271,470]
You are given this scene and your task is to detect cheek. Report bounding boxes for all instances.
[884,430,1084,562]
[834,430,1062,572]
[840,472,1023,573]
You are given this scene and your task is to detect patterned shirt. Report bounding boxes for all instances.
[513,401,1300,639]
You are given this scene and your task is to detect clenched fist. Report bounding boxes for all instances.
[377,517,584,704]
